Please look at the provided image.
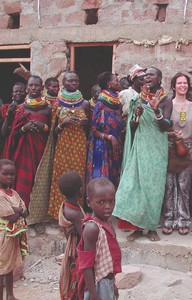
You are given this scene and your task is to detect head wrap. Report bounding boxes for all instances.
[129,64,146,81]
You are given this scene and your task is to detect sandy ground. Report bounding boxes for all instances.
[9,254,192,300]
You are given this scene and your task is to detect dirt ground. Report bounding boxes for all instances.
[10,254,192,300]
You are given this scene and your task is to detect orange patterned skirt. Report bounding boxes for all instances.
[48,124,87,219]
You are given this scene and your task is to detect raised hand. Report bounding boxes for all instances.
[148,89,162,111]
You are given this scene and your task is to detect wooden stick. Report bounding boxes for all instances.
[135,98,142,123]
[19,63,28,72]
[25,259,42,272]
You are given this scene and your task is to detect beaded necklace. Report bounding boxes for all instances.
[140,86,165,102]
[89,98,97,110]
[58,89,84,109]
[99,90,120,105]
[44,91,57,105]
[25,96,47,108]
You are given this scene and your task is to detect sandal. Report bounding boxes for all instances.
[178,227,189,235]
[127,230,143,242]
[147,230,160,242]
[162,227,173,235]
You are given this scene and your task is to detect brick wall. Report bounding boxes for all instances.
[0,0,192,91]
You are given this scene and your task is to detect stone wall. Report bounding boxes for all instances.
[0,0,192,91]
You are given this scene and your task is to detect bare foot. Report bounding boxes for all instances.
[147,230,160,242]
[127,230,143,242]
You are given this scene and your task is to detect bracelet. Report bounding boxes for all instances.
[43,124,49,132]
[21,126,26,132]
[20,208,25,215]
[108,135,113,141]
[57,124,63,132]
[156,114,163,121]
[154,109,160,115]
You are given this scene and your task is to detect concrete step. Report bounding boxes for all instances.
[27,217,192,273]
[114,217,192,273]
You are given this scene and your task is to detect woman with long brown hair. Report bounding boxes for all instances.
[163,72,192,235]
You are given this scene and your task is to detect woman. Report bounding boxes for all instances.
[86,71,125,188]
[48,71,89,219]
[1,76,51,208]
[113,67,172,241]
[163,72,192,235]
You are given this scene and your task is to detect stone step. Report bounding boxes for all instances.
[115,217,192,273]
[27,217,192,273]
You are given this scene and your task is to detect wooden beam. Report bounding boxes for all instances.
[0,58,31,63]
[0,44,31,50]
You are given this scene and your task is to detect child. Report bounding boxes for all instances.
[77,178,122,300]
[44,77,60,105]
[58,171,85,300]
[0,159,28,300]
[89,84,101,120]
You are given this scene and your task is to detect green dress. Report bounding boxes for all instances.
[113,95,168,231]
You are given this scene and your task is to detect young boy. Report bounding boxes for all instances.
[58,171,85,300]
[77,178,122,300]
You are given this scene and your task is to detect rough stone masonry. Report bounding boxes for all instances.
[0,0,192,92]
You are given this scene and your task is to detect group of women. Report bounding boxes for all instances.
[0,67,192,239]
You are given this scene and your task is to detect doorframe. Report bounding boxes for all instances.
[70,42,118,73]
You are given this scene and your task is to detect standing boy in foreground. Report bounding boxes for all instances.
[77,178,122,300]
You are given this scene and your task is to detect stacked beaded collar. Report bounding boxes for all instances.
[141,86,165,102]
[25,96,47,108]
[99,90,120,106]
[58,89,84,108]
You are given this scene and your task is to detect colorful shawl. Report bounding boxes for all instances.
[1,105,49,207]
[113,95,168,230]
[86,99,125,188]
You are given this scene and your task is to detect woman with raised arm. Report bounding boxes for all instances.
[113,67,172,242]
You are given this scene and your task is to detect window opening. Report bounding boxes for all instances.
[85,9,98,25]
[8,13,20,29]
[155,4,168,22]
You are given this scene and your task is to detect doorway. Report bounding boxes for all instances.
[0,45,31,103]
[70,43,117,100]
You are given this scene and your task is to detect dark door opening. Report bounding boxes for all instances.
[0,47,30,103]
[73,45,115,100]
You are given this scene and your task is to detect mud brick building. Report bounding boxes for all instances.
[0,0,192,100]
